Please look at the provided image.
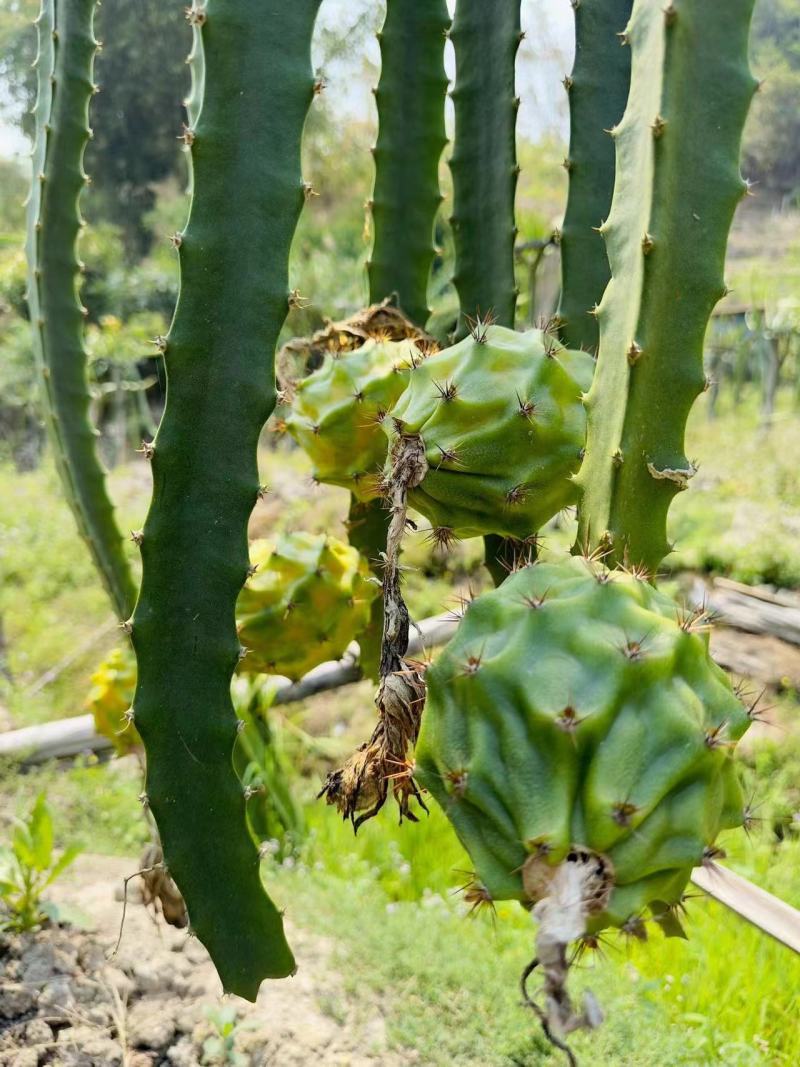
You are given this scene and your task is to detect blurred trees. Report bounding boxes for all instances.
[745,0,800,203]
[0,0,189,254]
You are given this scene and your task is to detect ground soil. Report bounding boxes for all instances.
[0,855,406,1067]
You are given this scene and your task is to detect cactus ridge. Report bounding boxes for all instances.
[576,0,758,570]
[558,0,634,354]
[449,0,522,338]
[368,0,450,326]
[184,3,205,131]
[416,554,750,923]
[130,0,322,998]
[285,338,418,500]
[26,0,136,621]
[384,325,594,539]
[236,533,377,681]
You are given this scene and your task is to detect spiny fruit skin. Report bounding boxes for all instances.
[416,556,750,933]
[384,325,594,539]
[86,646,138,756]
[285,339,419,501]
[236,533,377,681]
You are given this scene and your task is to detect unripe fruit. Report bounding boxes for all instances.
[237,533,378,680]
[285,339,420,501]
[416,555,749,934]
[383,325,594,539]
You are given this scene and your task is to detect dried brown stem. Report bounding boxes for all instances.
[521,849,613,1063]
[319,435,429,829]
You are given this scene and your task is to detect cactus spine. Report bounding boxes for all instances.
[558,0,633,354]
[25,0,136,621]
[130,0,322,998]
[576,0,758,571]
[449,0,522,339]
[368,0,449,327]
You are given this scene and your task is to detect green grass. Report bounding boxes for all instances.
[668,387,800,586]
[289,745,800,1065]
[0,458,148,725]
[0,755,148,857]
[0,725,798,1064]
[542,385,800,588]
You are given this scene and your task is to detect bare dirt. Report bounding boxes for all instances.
[0,854,406,1067]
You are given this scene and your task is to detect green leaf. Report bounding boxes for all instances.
[28,793,54,870]
[44,843,82,887]
[11,824,36,870]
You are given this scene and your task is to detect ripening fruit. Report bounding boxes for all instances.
[236,532,378,680]
[85,646,138,755]
[285,339,421,501]
[416,555,750,938]
[382,324,594,540]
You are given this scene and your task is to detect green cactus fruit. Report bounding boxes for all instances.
[383,324,594,540]
[236,533,378,681]
[416,555,750,934]
[284,339,421,502]
[86,646,139,756]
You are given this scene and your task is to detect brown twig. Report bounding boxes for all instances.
[319,434,429,828]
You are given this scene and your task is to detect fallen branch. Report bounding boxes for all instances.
[690,864,800,954]
[690,577,800,646]
[0,614,458,765]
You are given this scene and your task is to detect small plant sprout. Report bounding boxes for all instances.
[0,794,81,933]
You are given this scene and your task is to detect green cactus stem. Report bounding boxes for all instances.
[575,0,757,572]
[368,0,449,327]
[130,0,321,999]
[449,0,522,339]
[346,495,388,682]
[557,0,633,354]
[25,0,136,621]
